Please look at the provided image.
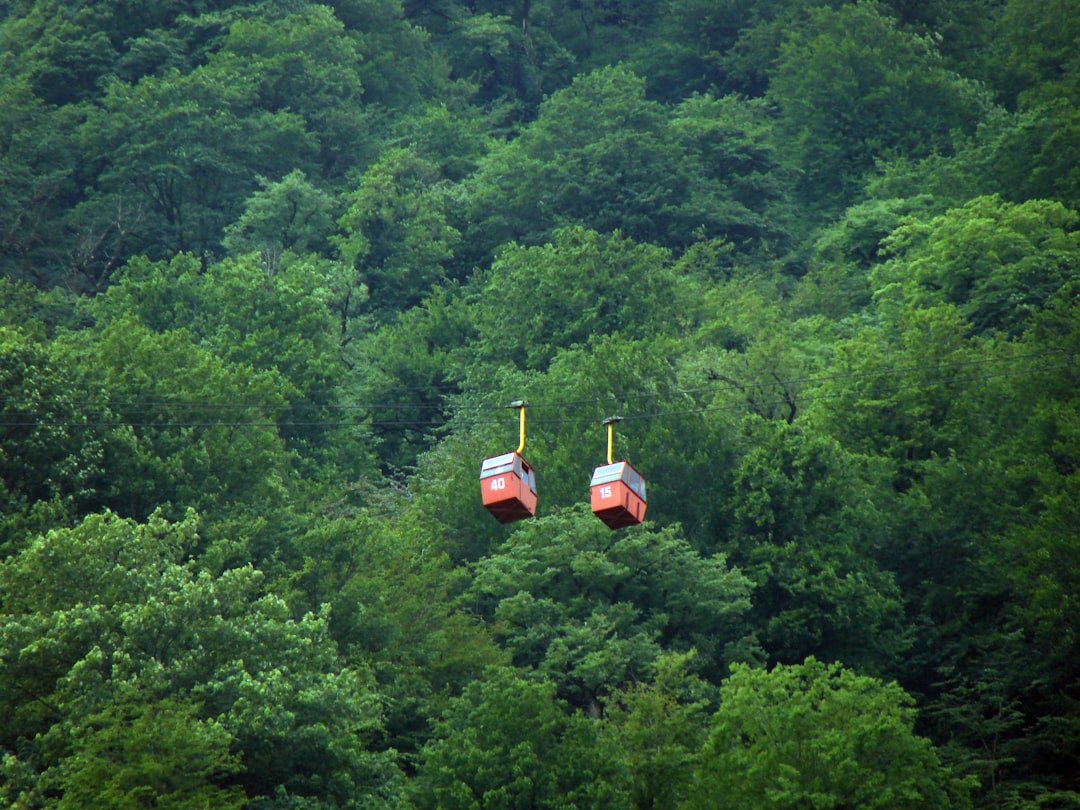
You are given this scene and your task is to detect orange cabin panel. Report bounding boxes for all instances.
[590,461,647,530]
[480,452,537,523]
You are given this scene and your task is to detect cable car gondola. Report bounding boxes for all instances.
[480,401,537,523]
[590,416,647,529]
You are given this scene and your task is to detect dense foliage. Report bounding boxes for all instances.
[2,0,1077,807]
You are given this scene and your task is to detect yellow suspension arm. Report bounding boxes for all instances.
[603,416,621,464]
[510,400,528,454]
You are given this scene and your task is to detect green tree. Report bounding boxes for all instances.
[877,0,1003,81]
[724,416,910,672]
[990,0,1080,110]
[0,326,117,549]
[392,103,491,183]
[630,0,819,100]
[627,0,755,100]
[91,252,377,487]
[872,195,1080,337]
[411,667,626,808]
[344,285,472,473]
[465,227,685,371]
[467,508,756,708]
[273,512,504,759]
[463,65,789,262]
[601,651,713,810]
[912,288,1080,805]
[0,1,118,106]
[807,302,987,489]
[0,510,402,808]
[53,315,293,521]
[401,3,573,116]
[216,4,372,177]
[336,147,460,318]
[223,170,337,273]
[768,2,988,213]
[690,658,971,808]
[669,93,795,252]
[791,195,935,319]
[77,61,316,270]
[868,100,1080,215]
[803,217,1079,802]
[0,75,80,286]
[332,0,450,112]
[56,699,245,810]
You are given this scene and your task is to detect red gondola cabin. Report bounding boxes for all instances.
[590,461,647,529]
[480,452,537,523]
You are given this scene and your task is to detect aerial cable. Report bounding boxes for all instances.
[6,360,1071,438]
[2,361,1073,431]
[3,346,1065,413]
[1,355,1072,433]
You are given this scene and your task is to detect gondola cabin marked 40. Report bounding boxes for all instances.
[480,452,537,523]
[480,400,538,523]
[590,416,647,529]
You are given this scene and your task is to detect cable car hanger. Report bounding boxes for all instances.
[603,415,619,464]
[511,399,527,454]
[590,415,647,530]
[479,401,538,523]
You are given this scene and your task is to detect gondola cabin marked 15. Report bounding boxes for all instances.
[480,401,538,523]
[590,417,647,529]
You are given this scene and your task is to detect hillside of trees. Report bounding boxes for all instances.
[1,1,1077,807]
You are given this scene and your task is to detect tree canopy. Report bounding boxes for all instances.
[2,0,1077,806]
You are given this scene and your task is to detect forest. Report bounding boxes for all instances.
[1,0,1077,807]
